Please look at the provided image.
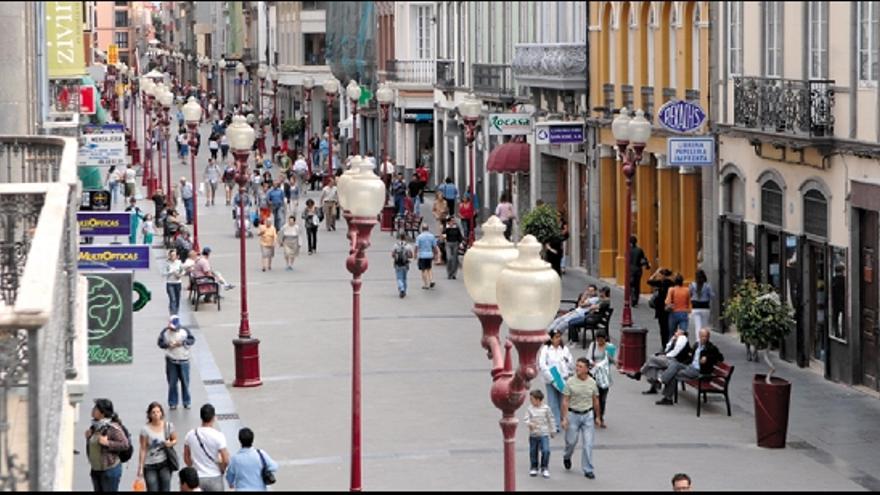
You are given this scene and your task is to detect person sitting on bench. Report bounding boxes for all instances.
[548,285,600,333]
[187,247,234,291]
[583,286,612,327]
[655,328,724,406]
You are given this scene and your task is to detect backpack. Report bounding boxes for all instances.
[393,242,410,267]
[223,167,236,182]
[90,421,133,463]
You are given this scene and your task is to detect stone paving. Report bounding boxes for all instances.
[74,114,880,491]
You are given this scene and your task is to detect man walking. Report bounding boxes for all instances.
[415,224,439,290]
[157,315,195,410]
[443,216,463,279]
[267,181,286,232]
[319,177,338,231]
[628,236,651,306]
[180,177,195,225]
[225,427,279,491]
[124,163,137,200]
[391,173,407,217]
[184,404,230,492]
[437,177,459,215]
[391,232,414,298]
[560,357,602,480]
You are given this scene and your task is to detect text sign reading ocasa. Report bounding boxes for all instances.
[667,137,715,167]
[489,113,531,135]
[657,99,707,134]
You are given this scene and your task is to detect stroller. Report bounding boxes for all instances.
[232,205,255,238]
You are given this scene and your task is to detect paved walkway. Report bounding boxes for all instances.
[74,111,880,491]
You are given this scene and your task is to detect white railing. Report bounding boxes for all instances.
[388,59,436,85]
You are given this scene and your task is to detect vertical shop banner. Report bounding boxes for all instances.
[86,272,133,365]
[46,2,86,79]
[108,44,118,65]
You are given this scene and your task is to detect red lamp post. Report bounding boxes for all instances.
[376,83,393,209]
[303,76,315,176]
[236,62,246,109]
[157,84,174,199]
[346,80,361,155]
[218,58,227,110]
[462,218,561,492]
[336,157,386,492]
[184,96,203,252]
[227,114,263,388]
[269,67,279,155]
[322,78,339,186]
[611,108,652,374]
[459,94,482,247]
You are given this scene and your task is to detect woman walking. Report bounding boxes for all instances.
[586,332,616,428]
[648,268,675,350]
[136,402,178,492]
[163,250,185,315]
[220,133,230,162]
[537,329,573,433]
[303,199,320,254]
[85,398,130,492]
[257,218,277,271]
[495,192,516,240]
[665,273,692,341]
[204,159,221,206]
[689,269,715,333]
[279,215,303,270]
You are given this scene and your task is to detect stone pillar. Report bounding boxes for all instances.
[599,147,617,278]
[679,167,700,282]
[636,153,658,294]
[657,156,680,273]
[615,155,627,285]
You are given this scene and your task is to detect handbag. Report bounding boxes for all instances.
[164,422,180,471]
[257,449,276,485]
[648,289,659,309]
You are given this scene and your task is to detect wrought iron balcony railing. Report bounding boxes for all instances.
[685,88,700,103]
[386,59,436,85]
[733,76,835,138]
[472,63,515,97]
[512,42,587,90]
[662,87,677,103]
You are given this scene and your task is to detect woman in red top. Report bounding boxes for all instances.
[458,194,475,246]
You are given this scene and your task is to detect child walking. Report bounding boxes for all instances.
[524,389,555,479]
[142,214,155,245]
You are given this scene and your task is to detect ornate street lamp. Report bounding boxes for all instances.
[141,76,158,194]
[158,85,174,196]
[269,66,279,154]
[257,64,268,118]
[346,80,362,155]
[376,83,394,206]
[338,156,385,492]
[458,93,482,246]
[236,62,247,107]
[303,76,315,175]
[218,58,227,109]
[322,78,339,186]
[227,115,262,388]
[183,96,203,251]
[611,107,652,374]
[463,220,561,491]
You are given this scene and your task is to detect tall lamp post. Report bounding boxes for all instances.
[141,76,157,194]
[236,62,246,108]
[269,67,279,154]
[462,218,561,492]
[227,115,263,388]
[257,64,267,132]
[303,76,314,175]
[183,96,203,251]
[323,78,339,186]
[346,80,361,155]
[158,85,174,197]
[376,83,394,207]
[218,58,227,109]
[610,107,652,373]
[336,157,386,492]
[458,94,482,247]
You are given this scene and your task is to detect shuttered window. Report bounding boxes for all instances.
[761,180,783,226]
[803,189,828,238]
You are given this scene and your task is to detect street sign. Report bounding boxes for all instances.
[80,85,97,114]
[108,44,118,65]
[535,123,584,145]
[667,137,715,167]
[77,212,131,236]
[657,99,707,133]
[489,113,531,136]
[78,245,151,270]
[77,132,128,167]
[85,271,133,365]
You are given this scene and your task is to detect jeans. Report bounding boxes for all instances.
[445,198,455,216]
[461,219,471,245]
[548,308,587,333]
[306,226,318,252]
[165,358,191,407]
[394,195,405,216]
[90,463,122,492]
[563,410,595,474]
[183,197,194,224]
[445,242,460,277]
[545,384,563,433]
[144,462,172,492]
[395,266,408,293]
[166,283,181,315]
[529,435,551,470]
[668,311,689,334]
[200,475,225,492]
[597,386,609,422]
[272,205,285,232]
[109,181,120,204]
[413,195,423,215]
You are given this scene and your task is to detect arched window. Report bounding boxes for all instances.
[803,189,828,238]
[722,173,745,216]
[761,180,784,226]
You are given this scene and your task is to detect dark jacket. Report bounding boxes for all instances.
[647,277,674,319]
[692,341,724,375]
[629,245,650,272]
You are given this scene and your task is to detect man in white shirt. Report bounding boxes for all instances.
[626,329,691,394]
[184,404,230,492]
[124,164,137,200]
[319,178,338,231]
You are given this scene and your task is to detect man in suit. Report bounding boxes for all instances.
[655,328,724,405]
[628,236,651,307]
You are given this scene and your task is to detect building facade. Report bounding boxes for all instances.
[95,1,137,64]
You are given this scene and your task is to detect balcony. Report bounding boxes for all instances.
[472,63,515,99]
[641,86,654,123]
[386,59,435,86]
[733,76,835,138]
[0,136,84,491]
[512,42,587,91]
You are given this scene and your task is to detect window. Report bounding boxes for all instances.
[303,33,325,65]
[114,1,127,6]
[114,31,129,49]
[414,5,433,60]
[803,190,828,238]
[763,2,782,77]
[727,2,743,75]
[809,2,828,79]
[475,2,483,62]
[115,10,128,28]
[301,2,327,10]
[858,1,879,82]
[761,180,784,226]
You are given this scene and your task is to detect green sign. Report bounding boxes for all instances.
[488,113,531,136]
[86,272,133,365]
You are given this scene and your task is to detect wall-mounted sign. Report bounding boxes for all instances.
[86,272,133,365]
[667,137,715,167]
[77,212,131,236]
[394,108,433,123]
[108,44,118,65]
[80,85,97,114]
[657,99,707,134]
[78,245,151,270]
[80,190,111,211]
[535,122,584,145]
[77,132,128,167]
[489,113,532,135]
[46,2,86,79]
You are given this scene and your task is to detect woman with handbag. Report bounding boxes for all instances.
[137,402,179,492]
[586,332,616,428]
[537,329,574,434]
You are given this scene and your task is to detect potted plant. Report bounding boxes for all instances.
[281,117,304,141]
[520,204,561,245]
[722,278,795,448]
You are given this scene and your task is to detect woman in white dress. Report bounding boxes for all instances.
[279,215,304,270]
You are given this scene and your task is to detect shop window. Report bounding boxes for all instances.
[803,189,828,238]
[761,180,783,226]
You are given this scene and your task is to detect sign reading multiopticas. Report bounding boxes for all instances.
[77,133,128,167]
[488,113,531,135]
[667,137,715,167]
[78,245,151,270]
[535,122,585,145]
[77,212,131,236]
[657,99,707,133]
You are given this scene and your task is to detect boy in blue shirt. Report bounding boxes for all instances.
[415,224,440,289]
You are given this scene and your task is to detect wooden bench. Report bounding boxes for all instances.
[673,362,735,417]
[188,275,220,311]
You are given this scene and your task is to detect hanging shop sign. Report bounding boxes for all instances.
[535,122,585,145]
[85,271,133,365]
[77,212,131,236]
[488,113,532,136]
[46,1,86,78]
[80,189,111,211]
[108,44,119,65]
[78,245,151,270]
[80,85,97,114]
[394,108,434,123]
[667,137,715,167]
[657,99,707,134]
[77,132,128,167]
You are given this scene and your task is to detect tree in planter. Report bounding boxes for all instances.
[281,118,304,142]
[722,278,795,384]
[520,204,561,245]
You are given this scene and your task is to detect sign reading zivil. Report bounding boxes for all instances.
[657,100,707,133]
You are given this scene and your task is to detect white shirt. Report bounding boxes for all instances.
[538,344,574,385]
[293,158,308,173]
[185,426,227,478]
[380,160,395,175]
[665,334,689,358]
[124,168,136,184]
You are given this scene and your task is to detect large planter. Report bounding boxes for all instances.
[753,374,791,448]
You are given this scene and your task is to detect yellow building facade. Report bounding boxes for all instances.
[589,1,709,292]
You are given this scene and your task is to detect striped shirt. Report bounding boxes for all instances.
[523,404,556,437]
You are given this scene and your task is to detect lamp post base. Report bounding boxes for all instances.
[616,326,648,375]
[233,337,262,387]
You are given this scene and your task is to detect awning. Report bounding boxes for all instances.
[487,141,530,173]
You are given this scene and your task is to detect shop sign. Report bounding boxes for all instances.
[535,123,584,145]
[488,113,531,135]
[77,132,128,167]
[80,190,111,211]
[657,99,707,133]
[667,137,714,167]
[80,85,97,114]
[78,245,151,270]
[108,44,118,65]
[85,271,133,365]
[46,1,86,78]
[77,212,131,236]
[395,108,434,123]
